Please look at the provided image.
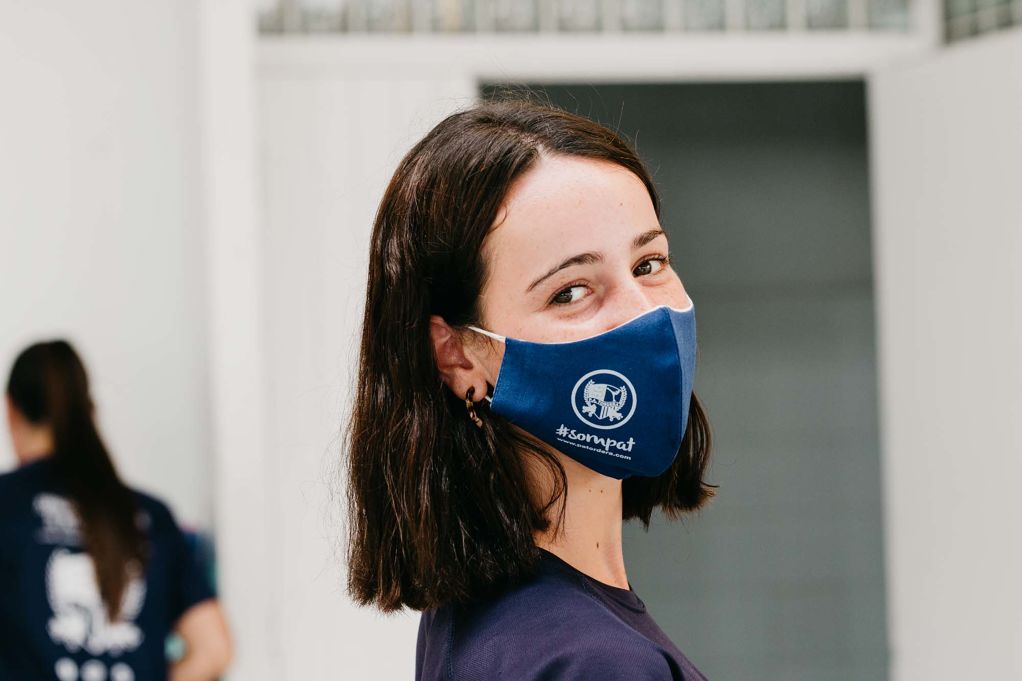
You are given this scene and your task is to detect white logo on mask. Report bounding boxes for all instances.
[571,369,637,430]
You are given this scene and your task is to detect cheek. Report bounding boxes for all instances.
[652,272,689,307]
[474,339,506,387]
[477,271,543,340]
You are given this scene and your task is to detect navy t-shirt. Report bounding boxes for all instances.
[0,458,216,681]
[415,548,709,680]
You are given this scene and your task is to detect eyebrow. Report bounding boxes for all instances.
[525,228,667,293]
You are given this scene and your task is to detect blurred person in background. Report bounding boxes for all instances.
[346,96,716,680]
[0,340,232,681]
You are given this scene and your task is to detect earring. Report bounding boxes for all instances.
[464,386,484,429]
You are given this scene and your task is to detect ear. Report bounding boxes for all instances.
[5,396,22,460]
[4,395,16,428]
[429,315,494,402]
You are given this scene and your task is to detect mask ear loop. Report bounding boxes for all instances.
[465,325,505,342]
[465,325,504,404]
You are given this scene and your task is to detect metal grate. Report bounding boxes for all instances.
[257,0,912,33]
[944,0,1022,41]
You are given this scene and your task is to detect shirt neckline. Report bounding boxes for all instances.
[537,548,647,613]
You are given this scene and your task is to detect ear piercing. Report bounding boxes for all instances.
[464,386,484,428]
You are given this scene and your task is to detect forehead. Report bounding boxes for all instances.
[482,154,658,268]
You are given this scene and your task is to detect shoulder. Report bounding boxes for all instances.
[0,464,25,500]
[130,484,174,520]
[457,567,611,635]
[0,459,50,487]
[445,569,671,681]
[0,460,53,515]
[128,487,183,539]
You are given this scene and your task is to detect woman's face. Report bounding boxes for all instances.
[471,153,690,382]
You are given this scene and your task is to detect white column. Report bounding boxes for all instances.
[258,43,477,678]
[869,30,1022,681]
[198,1,280,679]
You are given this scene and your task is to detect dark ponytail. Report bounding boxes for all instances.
[6,340,147,620]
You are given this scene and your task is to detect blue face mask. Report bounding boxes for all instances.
[467,302,697,479]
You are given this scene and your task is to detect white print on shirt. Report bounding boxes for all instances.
[34,494,151,547]
[55,654,136,674]
[54,657,77,681]
[33,492,148,679]
[34,494,82,546]
[80,659,105,681]
[55,658,136,681]
[45,548,146,657]
[110,662,135,681]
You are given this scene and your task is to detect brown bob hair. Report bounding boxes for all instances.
[344,93,715,613]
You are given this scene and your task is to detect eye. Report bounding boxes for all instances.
[633,255,670,277]
[550,283,588,306]
[547,255,671,307]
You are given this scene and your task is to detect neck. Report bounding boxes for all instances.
[531,451,629,589]
[17,428,54,466]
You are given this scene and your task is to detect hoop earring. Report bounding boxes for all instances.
[464,386,484,429]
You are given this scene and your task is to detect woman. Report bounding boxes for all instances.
[345,96,716,680]
[0,340,232,681]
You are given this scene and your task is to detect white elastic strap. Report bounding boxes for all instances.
[466,325,506,343]
[465,326,499,403]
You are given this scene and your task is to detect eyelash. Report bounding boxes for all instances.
[548,254,671,307]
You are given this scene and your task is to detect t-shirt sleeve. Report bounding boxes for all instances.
[159,502,217,623]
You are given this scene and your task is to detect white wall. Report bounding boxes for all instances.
[869,28,1022,681]
[0,0,211,529]
[255,62,477,678]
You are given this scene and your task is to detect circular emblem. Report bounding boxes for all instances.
[570,369,637,430]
